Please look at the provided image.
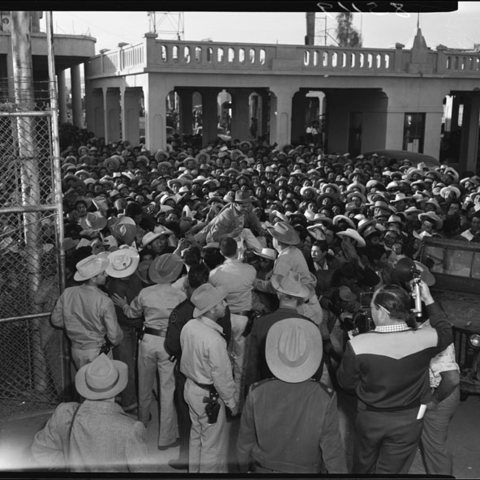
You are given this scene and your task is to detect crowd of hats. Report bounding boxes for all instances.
[7,133,479,269]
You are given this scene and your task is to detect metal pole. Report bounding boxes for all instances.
[10,11,47,393]
[46,11,71,401]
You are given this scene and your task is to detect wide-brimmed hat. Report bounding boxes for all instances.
[136,259,154,285]
[440,185,461,200]
[337,228,366,248]
[234,190,252,204]
[148,253,184,284]
[419,211,443,230]
[106,246,140,278]
[74,254,110,282]
[266,221,300,246]
[332,214,356,230]
[142,227,173,247]
[80,212,108,232]
[254,247,277,261]
[191,283,228,318]
[271,271,310,299]
[339,286,357,302]
[75,354,128,400]
[104,156,122,170]
[265,317,322,383]
[112,216,137,246]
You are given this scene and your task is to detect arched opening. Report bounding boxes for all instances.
[161,45,168,63]
[304,50,311,66]
[332,52,338,67]
[218,90,232,138]
[184,46,191,63]
[166,91,180,138]
[172,45,179,62]
[207,47,213,63]
[260,49,266,65]
[239,48,246,64]
[195,46,202,63]
[217,47,225,63]
[249,48,255,63]
[228,48,235,63]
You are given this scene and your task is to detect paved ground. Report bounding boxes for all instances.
[1,392,479,475]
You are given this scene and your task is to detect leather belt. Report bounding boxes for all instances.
[144,326,167,337]
[232,310,250,317]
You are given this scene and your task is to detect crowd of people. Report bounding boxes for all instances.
[27,130,479,473]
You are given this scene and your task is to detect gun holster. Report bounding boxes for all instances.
[202,386,220,424]
[242,311,261,338]
[99,337,114,355]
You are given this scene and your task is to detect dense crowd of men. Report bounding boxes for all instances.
[25,129,480,473]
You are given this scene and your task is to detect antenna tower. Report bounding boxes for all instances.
[148,12,185,40]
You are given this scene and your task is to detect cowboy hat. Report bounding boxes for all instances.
[419,212,443,230]
[337,228,366,248]
[271,271,311,299]
[75,354,128,400]
[332,215,356,230]
[73,254,110,282]
[136,259,154,285]
[234,190,252,204]
[148,253,184,284]
[191,283,228,318]
[265,317,322,383]
[106,246,140,278]
[266,221,300,246]
[80,212,108,232]
[254,247,277,261]
[112,216,137,246]
[103,156,122,170]
[142,228,173,247]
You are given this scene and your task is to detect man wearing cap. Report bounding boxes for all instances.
[31,354,147,472]
[209,237,257,409]
[180,284,238,473]
[51,254,123,370]
[106,247,143,414]
[237,318,346,474]
[112,253,186,449]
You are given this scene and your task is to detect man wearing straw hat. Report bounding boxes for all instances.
[237,318,346,474]
[180,283,238,473]
[51,254,123,370]
[31,354,147,472]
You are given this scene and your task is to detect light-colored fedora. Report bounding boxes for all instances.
[191,283,228,318]
[148,253,184,284]
[106,246,140,278]
[74,254,110,282]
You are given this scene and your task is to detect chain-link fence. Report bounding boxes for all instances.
[0,101,69,421]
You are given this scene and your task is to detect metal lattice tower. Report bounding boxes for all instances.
[148,12,184,41]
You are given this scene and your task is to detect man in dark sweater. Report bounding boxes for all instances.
[164,264,231,470]
[336,281,453,474]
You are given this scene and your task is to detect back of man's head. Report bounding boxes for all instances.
[188,263,210,289]
[183,246,201,267]
[220,237,237,258]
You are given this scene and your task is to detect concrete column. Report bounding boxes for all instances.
[269,94,277,145]
[269,87,296,148]
[230,89,251,142]
[71,64,83,128]
[384,108,405,150]
[121,87,142,146]
[144,75,174,151]
[202,89,220,145]
[178,89,193,135]
[57,69,68,124]
[423,109,444,159]
[261,91,270,140]
[86,88,105,138]
[105,88,121,143]
[292,91,308,145]
[459,94,480,173]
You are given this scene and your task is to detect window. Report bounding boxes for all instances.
[403,113,425,153]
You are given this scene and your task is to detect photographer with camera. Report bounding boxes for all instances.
[180,283,238,473]
[336,281,453,474]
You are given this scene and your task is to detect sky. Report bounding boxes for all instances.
[41,3,480,54]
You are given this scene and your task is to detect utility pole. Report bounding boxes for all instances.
[10,11,47,393]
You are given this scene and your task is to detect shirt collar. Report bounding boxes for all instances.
[374,323,411,333]
[198,315,224,334]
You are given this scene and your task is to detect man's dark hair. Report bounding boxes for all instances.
[125,202,143,218]
[312,240,328,252]
[220,237,237,258]
[183,246,201,267]
[188,264,210,289]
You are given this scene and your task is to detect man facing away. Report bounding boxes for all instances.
[31,354,147,472]
[237,318,346,474]
[51,254,123,370]
[180,284,238,473]
[209,237,257,409]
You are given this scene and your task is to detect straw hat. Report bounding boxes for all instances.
[265,318,322,383]
[106,246,140,278]
[254,248,277,261]
[73,254,110,282]
[271,271,311,299]
[419,212,443,230]
[75,354,127,400]
[112,216,137,246]
[80,212,108,232]
[148,253,184,284]
[266,221,300,246]
[142,228,173,247]
[191,283,228,318]
[337,228,366,248]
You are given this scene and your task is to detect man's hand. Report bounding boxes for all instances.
[229,404,239,417]
[111,294,128,308]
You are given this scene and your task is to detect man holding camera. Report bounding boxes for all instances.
[180,283,238,473]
